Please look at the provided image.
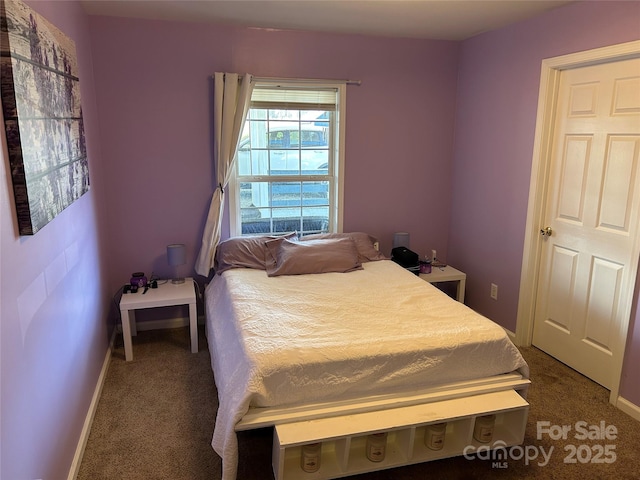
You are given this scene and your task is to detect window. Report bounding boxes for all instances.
[229,81,345,236]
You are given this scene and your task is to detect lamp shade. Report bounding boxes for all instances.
[392,232,410,249]
[167,244,186,267]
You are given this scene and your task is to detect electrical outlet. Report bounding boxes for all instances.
[490,283,498,300]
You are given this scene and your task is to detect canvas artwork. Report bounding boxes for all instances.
[0,0,89,235]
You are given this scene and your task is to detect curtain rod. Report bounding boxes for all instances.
[252,76,361,86]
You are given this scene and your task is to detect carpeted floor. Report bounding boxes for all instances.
[77,326,640,479]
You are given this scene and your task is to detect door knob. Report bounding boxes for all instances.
[540,227,552,237]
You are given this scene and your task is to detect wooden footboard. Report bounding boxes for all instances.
[235,372,530,480]
[236,372,530,431]
[272,389,529,480]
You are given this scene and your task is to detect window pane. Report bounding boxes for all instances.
[239,181,269,212]
[302,181,329,206]
[302,206,330,235]
[235,86,340,237]
[268,110,299,121]
[238,112,329,175]
[239,180,330,235]
[270,149,300,174]
[272,181,302,208]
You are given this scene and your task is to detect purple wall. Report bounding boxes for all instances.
[449,1,640,404]
[87,18,460,297]
[2,1,639,478]
[0,1,109,479]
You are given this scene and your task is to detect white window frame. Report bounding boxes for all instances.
[228,80,346,236]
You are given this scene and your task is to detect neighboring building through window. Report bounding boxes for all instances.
[229,80,345,236]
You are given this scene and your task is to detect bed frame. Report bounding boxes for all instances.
[235,371,530,480]
[209,241,530,479]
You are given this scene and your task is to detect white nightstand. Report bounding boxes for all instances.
[419,266,466,303]
[119,278,197,361]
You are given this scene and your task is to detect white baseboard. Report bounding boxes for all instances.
[504,328,516,342]
[497,325,638,421]
[616,395,640,422]
[135,316,192,331]
[67,331,115,480]
[116,315,205,333]
[67,313,205,479]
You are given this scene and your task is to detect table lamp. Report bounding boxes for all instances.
[393,232,410,249]
[167,244,186,284]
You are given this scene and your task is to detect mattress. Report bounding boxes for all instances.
[205,260,529,479]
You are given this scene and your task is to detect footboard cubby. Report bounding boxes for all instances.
[410,417,473,462]
[272,389,529,480]
[346,429,410,471]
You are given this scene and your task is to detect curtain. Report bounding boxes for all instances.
[195,73,254,276]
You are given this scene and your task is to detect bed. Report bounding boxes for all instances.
[205,233,530,480]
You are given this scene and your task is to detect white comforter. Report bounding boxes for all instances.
[205,260,528,480]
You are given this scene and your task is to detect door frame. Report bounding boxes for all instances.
[515,40,640,405]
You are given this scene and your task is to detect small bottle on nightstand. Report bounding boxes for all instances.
[420,256,432,274]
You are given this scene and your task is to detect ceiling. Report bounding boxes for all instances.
[81,0,574,41]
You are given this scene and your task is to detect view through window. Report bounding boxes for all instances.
[231,82,343,236]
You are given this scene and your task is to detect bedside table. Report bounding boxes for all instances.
[419,266,466,303]
[119,278,197,361]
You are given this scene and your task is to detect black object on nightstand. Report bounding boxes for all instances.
[391,247,420,275]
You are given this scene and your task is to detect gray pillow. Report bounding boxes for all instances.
[214,232,297,274]
[265,237,362,277]
[300,232,387,262]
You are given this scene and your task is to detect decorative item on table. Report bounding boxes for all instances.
[473,414,496,443]
[391,232,421,273]
[167,244,186,284]
[419,256,432,274]
[130,272,147,288]
[431,249,447,268]
[123,272,153,294]
[424,422,446,450]
[366,432,388,462]
[300,442,321,472]
[391,246,420,275]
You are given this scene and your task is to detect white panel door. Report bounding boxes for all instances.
[532,58,640,388]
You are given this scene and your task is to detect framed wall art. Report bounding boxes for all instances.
[0,0,89,235]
